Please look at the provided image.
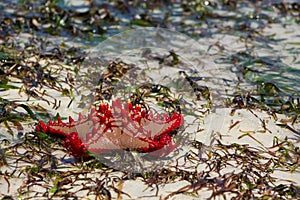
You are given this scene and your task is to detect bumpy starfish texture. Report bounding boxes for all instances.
[36,98,183,158]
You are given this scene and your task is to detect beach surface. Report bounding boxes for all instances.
[1,0,300,199]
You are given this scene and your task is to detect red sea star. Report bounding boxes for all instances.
[36,98,184,158]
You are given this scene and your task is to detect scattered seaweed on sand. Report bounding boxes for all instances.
[0,0,300,199]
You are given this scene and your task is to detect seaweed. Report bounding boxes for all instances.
[0,0,299,199]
